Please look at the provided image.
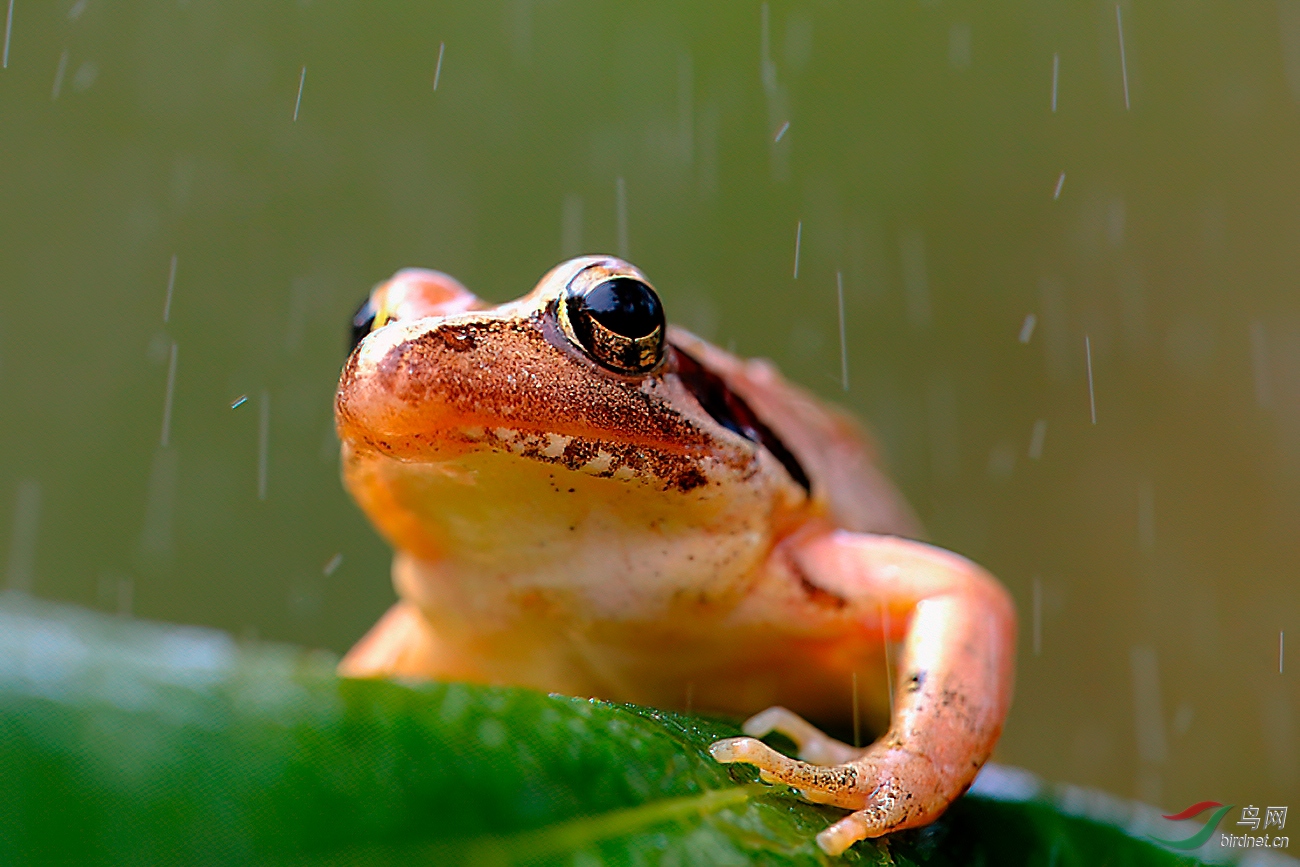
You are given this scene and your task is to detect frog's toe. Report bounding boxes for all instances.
[710,736,834,790]
[711,738,959,853]
[708,736,789,768]
[809,769,930,852]
[709,737,866,809]
[816,809,879,856]
[740,706,861,766]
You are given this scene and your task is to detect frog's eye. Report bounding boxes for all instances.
[560,276,666,375]
[348,296,392,354]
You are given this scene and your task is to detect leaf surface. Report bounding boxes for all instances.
[0,595,1211,866]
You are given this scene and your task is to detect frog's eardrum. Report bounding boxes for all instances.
[672,345,811,493]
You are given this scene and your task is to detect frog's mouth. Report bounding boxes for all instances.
[671,346,811,494]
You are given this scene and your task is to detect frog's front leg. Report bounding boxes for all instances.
[710,532,1016,856]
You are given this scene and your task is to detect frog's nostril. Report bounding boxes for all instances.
[348,268,486,357]
[561,275,666,375]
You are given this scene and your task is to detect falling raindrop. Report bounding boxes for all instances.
[1085,335,1097,424]
[2,0,12,69]
[1028,419,1047,460]
[162,254,177,322]
[293,65,306,121]
[1019,313,1037,344]
[51,49,67,100]
[160,342,178,447]
[792,220,802,279]
[1116,5,1131,110]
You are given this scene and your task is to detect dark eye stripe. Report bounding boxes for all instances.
[672,347,811,494]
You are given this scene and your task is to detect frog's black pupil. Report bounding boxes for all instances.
[349,298,376,354]
[580,278,664,339]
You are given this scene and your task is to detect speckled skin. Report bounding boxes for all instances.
[335,256,1017,856]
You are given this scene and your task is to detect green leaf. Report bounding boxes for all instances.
[0,594,1216,866]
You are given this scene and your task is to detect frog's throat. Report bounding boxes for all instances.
[341,432,807,568]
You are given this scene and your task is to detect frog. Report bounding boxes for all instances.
[334,255,1017,856]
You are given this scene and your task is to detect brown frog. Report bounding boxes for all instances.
[334,256,1016,855]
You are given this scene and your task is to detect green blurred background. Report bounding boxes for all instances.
[0,0,1295,819]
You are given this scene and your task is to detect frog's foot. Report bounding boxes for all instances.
[808,745,950,855]
[709,738,947,855]
[713,532,1017,856]
[738,706,861,766]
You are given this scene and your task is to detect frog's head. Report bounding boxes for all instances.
[335,257,812,612]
